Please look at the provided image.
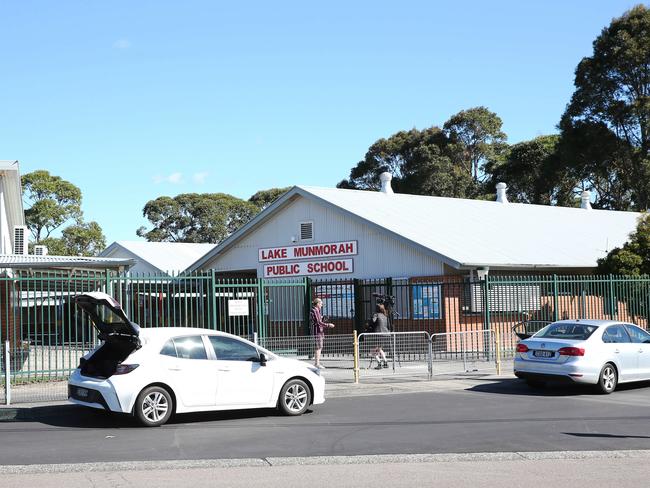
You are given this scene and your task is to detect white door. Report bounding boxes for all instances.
[625,325,650,380]
[160,335,217,407]
[601,325,637,381]
[207,336,275,406]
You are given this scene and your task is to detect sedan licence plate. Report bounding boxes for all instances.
[533,350,554,358]
[76,387,89,398]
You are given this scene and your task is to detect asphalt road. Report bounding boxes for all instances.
[3,377,650,466]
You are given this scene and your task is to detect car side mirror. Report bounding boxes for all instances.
[259,352,267,366]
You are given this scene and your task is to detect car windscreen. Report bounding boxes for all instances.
[534,323,598,340]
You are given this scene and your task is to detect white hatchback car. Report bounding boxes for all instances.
[514,319,650,393]
[68,292,325,426]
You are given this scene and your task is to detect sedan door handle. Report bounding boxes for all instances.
[639,349,644,353]
[614,349,620,354]
[218,368,231,372]
[168,367,182,371]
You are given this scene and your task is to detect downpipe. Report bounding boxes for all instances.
[4,340,10,406]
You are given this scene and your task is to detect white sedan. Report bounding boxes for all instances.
[68,292,325,426]
[514,319,650,393]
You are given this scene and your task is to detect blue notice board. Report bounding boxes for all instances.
[412,284,441,319]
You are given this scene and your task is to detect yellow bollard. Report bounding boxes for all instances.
[494,326,502,375]
[353,329,359,383]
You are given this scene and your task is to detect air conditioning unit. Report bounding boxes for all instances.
[34,245,48,256]
[13,225,28,255]
[468,281,542,313]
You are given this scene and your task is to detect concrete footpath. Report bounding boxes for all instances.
[0,371,509,421]
[3,451,650,488]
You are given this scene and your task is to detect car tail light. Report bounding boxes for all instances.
[516,344,529,353]
[558,347,585,357]
[114,364,139,375]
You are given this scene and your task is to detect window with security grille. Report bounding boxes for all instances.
[299,221,313,241]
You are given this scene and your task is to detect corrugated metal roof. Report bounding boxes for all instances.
[0,254,134,269]
[101,241,217,274]
[189,186,643,271]
[299,186,642,269]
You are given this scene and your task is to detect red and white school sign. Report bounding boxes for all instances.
[259,240,357,262]
[263,259,354,278]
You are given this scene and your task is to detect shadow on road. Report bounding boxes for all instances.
[564,432,650,439]
[2,404,314,429]
[466,378,650,397]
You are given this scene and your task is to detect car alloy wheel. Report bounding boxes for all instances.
[279,379,311,416]
[598,363,617,394]
[135,386,173,427]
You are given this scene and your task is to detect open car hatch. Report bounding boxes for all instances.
[74,292,140,342]
[73,292,141,378]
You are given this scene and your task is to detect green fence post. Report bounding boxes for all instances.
[482,274,490,331]
[609,274,617,319]
[105,269,112,297]
[483,274,491,361]
[553,274,559,322]
[257,278,266,339]
[210,269,218,329]
[385,277,393,331]
[353,278,362,333]
[304,277,312,335]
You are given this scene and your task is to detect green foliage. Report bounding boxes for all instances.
[21,170,82,241]
[560,5,650,210]
[486,135,575,206]
[137,193,259,243]
[38,222,106,257]
[337,126,476,198]
[36,237,67,256]
[21,171,106,256]
[338,107,506,198]
[249,187,291,210]
[597,213,650,275]
[443,106,507,183]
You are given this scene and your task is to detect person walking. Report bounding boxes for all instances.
[371,303,390,369]
[310,298,334,369]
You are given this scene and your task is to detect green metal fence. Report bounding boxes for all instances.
[308,274,650,358]
[2,271,650,382]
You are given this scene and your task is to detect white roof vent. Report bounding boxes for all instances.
[581,190,592,210]
[496,182,509,204]
[379,172,394,194]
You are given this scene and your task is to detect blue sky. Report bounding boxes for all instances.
[0,1,640,244]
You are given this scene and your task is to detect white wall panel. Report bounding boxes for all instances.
[103,247,164,275]
[203,196,444,279]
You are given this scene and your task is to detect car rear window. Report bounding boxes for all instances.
[535,323,597,340]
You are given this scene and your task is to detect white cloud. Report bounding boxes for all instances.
[113,39,131,49]
[153,173,184,184]
[193,172,209,184]
[168,172,183,184]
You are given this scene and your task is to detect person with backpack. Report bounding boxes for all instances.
[371,303,390,369]
[310,297,335,369]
